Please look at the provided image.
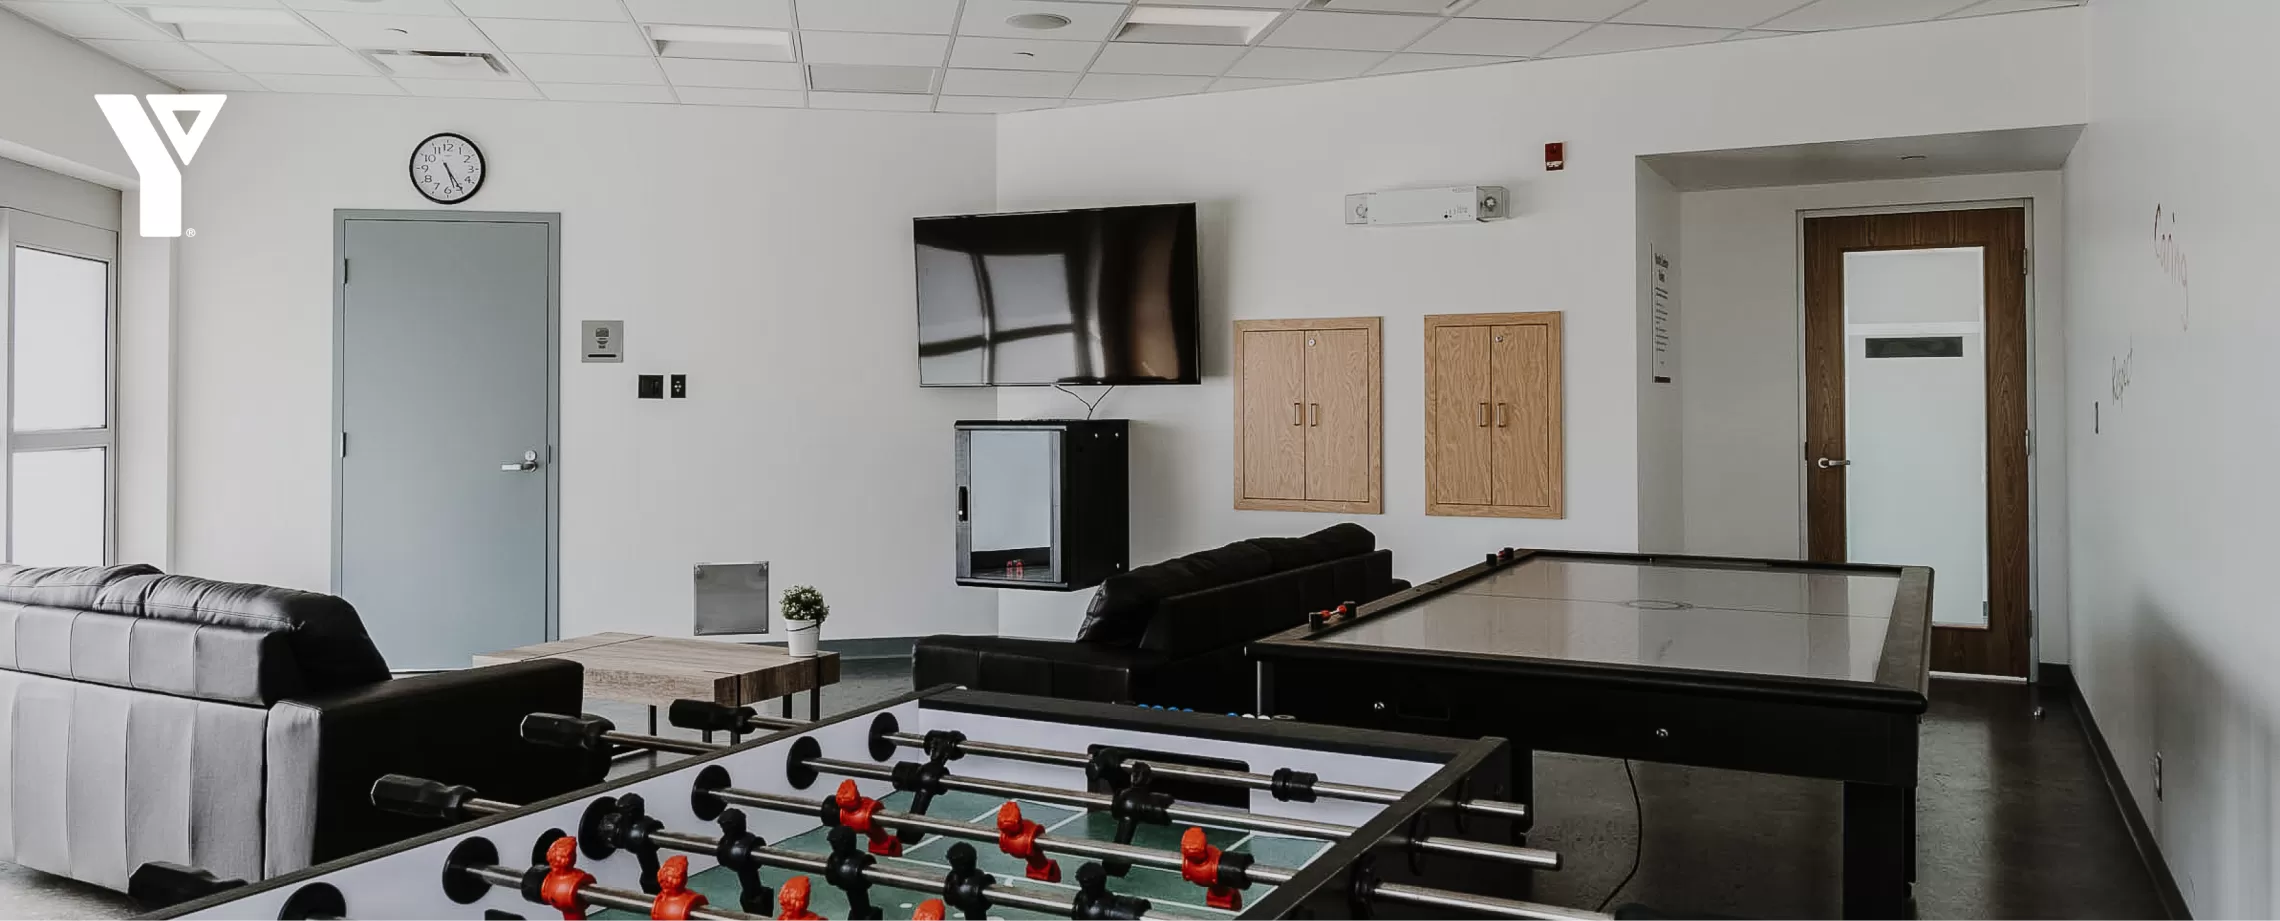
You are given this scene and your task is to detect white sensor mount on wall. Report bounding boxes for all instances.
[1345,185,1510,226]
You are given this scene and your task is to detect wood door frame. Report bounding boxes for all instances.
[331,209,563,647]
[1231,316,1382,514]
[1424,311,1565,519]
[1801,205,2030,677]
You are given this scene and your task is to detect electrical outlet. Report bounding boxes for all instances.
[670,374,686,398]
[637,374,664,399]
[2153,752,2163,800]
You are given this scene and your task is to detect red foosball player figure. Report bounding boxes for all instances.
[833,779,904,856]
[777,876,822,921]
[650,855,707,921]
[540,836,596,921]
[994,801,1062,882]
[1179,827,1243,911]
[911,900,946,920]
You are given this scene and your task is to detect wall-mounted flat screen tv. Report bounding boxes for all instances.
[914,203,1200,386]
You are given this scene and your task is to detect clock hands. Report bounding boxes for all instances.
[443,161,460,191]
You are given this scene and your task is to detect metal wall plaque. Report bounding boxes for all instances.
[581,320,624,362]
[694,562,769,635]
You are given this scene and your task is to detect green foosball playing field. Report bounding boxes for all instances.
[590,789,1330,919]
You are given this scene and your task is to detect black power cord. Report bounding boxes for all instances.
[1052,383,1115,420]
[1596,759,1643,913]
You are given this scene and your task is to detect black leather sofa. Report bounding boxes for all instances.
[0,564,604,891]
[914,524,1400,713]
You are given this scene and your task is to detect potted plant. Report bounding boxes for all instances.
[780,585,828,658]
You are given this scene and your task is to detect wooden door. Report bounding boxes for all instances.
[1490,322,1559,512]
[1305,327,1373,503]
[1803,207,2030,677]
[1427,324,1494,507]
[1236,329,1307,501]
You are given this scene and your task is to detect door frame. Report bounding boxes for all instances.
[330,209,564,647]
[1793,199,2037,678]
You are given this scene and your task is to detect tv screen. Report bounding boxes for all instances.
[914,203,1200,386]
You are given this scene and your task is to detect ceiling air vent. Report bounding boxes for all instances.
[367,50,513,80]
[1302,0,1476,12]
[1114,6,1283,45]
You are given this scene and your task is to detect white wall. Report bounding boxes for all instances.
[170,94,1003,642]
[0,10,158,187]
[989,10,2086,639]
[1676,171,2071,660]
[1635,162,1682,552]
[2066,1,2280,913]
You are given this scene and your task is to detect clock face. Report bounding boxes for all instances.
[409,133,485,204]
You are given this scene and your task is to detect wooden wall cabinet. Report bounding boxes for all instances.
[1233,317,1382,513]
[1425,312,1563,518]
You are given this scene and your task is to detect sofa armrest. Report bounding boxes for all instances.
[1139,549,1396,656]
[913,635,1167,705]
[263,659,600,877]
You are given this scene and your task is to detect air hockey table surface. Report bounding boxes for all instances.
[1249,548,1933,918]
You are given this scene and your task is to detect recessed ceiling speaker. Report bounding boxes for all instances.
[1006,12,1072,30]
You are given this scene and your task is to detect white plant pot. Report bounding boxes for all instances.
[786,621,819,658]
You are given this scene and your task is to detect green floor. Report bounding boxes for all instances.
[585,789,1329,919]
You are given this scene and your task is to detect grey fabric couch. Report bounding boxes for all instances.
[0,564,600,892]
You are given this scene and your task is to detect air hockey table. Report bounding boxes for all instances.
[1249,548,1932,919]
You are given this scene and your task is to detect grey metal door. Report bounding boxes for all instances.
[338,216,553,670]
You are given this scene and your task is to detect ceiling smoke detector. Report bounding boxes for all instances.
[1006,12,1073,30]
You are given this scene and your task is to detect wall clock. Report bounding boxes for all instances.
[408,132,485,205]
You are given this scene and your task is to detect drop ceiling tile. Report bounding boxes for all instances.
[958,0,1125,41]
[1458,0,1636,21]
[394,77,541,97]
[809,91,934,110]
[627,0,792,28]
[1543,22,1732,56]
[83,38,228,71]
[285,0,464,14]
[152,70,265,91]
[508,52,663,83]
[303,12,495,51]
[807,62,937,92]
[940,66,1078,96]
[1143,0,1292,6]
[189,41,373,73]
[0,2,167,39]
[251,73,405,94]
[1299,0,1448,11]
[795,0,960,35]
[932,94,1063,112]
[675,85,805,106]
[538,82,676,102]
[476,18,650,55]
[1760,0,1979,31]
[1223,45,1381,79]
[1261,11,1437,51]
[799,30,950,66]
[1613,0,1816,29]
[1089,40,1245,75]
[127,0,289,9]
[1209,75,1301,91]
[1408,16,1589,55]
[1367,51,1514,74]
[453,0,625,20]
[950,36,1097,71]
[659,56,802,88]
[1943,0,2077,16]
[1072,71,1212,99]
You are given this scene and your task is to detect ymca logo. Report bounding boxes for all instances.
[95,94,226,238]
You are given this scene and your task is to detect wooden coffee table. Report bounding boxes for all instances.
[475,632,841,736]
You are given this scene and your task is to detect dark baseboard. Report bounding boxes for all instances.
[2041,663,2192,919]
[745,635,915,660]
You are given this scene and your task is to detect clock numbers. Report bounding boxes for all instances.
[408,133,485,205]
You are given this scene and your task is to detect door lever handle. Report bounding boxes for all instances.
[501,450,541,472]
[1816,457,1851,469]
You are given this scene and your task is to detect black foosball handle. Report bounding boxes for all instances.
[129,862,246,910]
[521,712,615,754]
[371,774,477,821]
[670,699,757,735]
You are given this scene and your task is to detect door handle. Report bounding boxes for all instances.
[500,450,540,472]
[1308,403,1320,426]
[1816,457,1851,469]
[1477,402,1489,427]
[1496,403,1508,427]
[1293,402,1303,426]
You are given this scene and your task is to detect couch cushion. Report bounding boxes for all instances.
[0,564,162,611]
[1075,540,1273,646]
[94,574,391,696]
[1243,523,1376,572]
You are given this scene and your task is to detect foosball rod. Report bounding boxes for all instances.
[670,700,1532,823]
[709,784,1604,921]
[456,859,758,920]
[802,755,1563,870]
[635,828,1146,920]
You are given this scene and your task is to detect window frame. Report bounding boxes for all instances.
[1,208,120,566]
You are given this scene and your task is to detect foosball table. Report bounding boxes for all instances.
[138,687,1607,920]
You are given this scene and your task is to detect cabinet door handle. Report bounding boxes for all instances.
[1293,402,1304,426]
[1477,402,1490,427]
[1308,403,1320,426]
[1496,403,1508,427]
[957,486,969,521]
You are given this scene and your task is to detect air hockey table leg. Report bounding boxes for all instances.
[1842,781,1911,919]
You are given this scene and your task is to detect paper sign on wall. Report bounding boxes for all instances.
[581,320,624,363]
[1651,251,1675,384]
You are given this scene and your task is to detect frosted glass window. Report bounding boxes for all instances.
[11,448,106,566]
[1842,247,1987,627]
[12,247,108,432]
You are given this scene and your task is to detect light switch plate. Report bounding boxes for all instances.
[695,562,769,636]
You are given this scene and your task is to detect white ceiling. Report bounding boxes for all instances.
[3,0,2084,114]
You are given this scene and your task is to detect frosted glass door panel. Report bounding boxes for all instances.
[10,448,106,566]
[1843,247,1987,627]
[11,247,109,431]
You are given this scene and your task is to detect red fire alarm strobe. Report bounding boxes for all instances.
[1546,142,1566,171]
